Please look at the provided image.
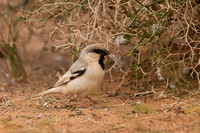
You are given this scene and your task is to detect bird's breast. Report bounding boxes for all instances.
[87,62,105,78]
[63,62,105,98]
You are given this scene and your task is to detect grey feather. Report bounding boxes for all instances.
[52,60,88,88]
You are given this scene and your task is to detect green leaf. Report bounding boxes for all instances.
[132,103,156,114]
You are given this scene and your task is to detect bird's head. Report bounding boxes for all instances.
[80,44,110,64]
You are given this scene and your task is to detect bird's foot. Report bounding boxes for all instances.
[86,97,97,104]
[27,95,45,103]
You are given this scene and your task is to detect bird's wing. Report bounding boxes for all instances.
[52,60,88,88]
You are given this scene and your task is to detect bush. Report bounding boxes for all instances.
[5,0,200,91]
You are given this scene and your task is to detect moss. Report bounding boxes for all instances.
[185,106,200,113]
[132,103,156,114]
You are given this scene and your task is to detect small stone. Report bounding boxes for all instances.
[37,114,43,119]
[182,67,189,75]
[169,83,176,89]
[136,101,141,105]
[93,106,98,109]
[43,102,48,107]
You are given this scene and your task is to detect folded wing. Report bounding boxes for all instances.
[53,60,88,88]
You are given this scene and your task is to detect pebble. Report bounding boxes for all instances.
[169,83,176,89]
[93,106,98,109]
[37,114,43,119]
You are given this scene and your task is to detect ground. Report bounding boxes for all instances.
[0,49,200,133]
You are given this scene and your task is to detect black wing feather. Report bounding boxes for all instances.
[49,59,88,88]
[70,69,86,80]
[52,69,86,88]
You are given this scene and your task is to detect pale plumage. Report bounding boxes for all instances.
[33,44,109,100]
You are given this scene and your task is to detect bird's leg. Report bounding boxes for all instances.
[75,98,81,103]
[74,95,87,108]
[86,96,96,104]
[27,95,45,104]
[74,95,82,105]
[39,95,45,102]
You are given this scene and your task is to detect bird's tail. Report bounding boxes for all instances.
[33,87,62,98]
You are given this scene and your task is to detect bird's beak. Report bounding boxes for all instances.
[103,49,110,55]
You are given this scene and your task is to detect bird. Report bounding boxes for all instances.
[33,44,109,103]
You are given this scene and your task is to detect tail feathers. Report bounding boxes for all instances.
[33,87,62,98]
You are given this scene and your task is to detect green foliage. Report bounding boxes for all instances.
[0,3,27,79]
[1,117,22,129]
[132,103,156,114]
[21,115,34,119]
[185,106,200,113]
[37,117,56,126]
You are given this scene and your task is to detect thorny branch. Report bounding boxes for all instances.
[19,0,200,95]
